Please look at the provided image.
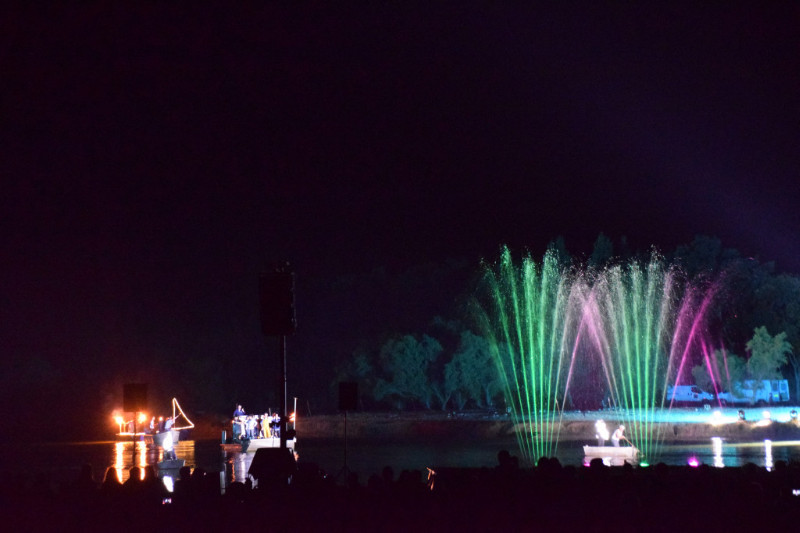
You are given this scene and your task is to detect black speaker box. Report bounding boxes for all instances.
[338,382,358,411]
[259,271,297,336]
[248,448,297,485]
[123,383,148,412]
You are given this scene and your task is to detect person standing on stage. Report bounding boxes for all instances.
[595,420,609,446]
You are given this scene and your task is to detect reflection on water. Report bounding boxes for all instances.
[765,440,773,470]
[112,442,147,482]
[632,438,790,470]
[564,437,800,471]
[9,437,800,495]
[110,440,198,486]
[712,437,724,468]
[226,448,251,485]
[104,440,263,494]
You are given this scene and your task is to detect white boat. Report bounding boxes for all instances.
[147,398,195,446]
[115,397,194,443]
[583,445,639,459]
[151,428,180,448]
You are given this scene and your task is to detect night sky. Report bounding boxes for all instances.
[2,4,798,432]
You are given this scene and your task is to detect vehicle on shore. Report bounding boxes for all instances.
[666,385,714,407]
[716,380,790,406]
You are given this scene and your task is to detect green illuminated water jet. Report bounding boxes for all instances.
[476,247,584,460]
[476,246,714,463]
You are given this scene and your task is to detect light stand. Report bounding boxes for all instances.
[336,409,351,485]
[279,334,287,449]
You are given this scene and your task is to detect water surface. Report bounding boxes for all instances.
[5,434,800,494]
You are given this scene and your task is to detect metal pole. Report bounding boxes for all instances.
[132,415,136,471]
[279,334,287,449]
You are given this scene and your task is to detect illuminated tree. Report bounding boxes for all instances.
[691,328,789,401]
[691,349,745,393]
[546,236,572,268]
[373,334,443,409]
[332,347,375,409]
[455,330,501,407]
[673,235,725,278]
[589,232,614,269]
[745,326,791,382]
[747,274,800,399]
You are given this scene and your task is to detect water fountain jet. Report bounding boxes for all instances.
[476,246,718,463]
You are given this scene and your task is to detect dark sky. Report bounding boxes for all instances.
[2,4,799,423]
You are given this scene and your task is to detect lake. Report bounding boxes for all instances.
[5,433,800,493]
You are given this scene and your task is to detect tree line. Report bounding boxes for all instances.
[333,235,800,411]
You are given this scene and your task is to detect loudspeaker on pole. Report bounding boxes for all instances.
[259,269,297,336]
[123,383,148,412]
[338,382,358,411]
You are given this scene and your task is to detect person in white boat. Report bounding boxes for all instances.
[595,420,609,446]
[162,431,177,460]
[611,425,629,447]
[164,416,174,431]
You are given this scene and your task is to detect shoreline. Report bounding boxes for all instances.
[195,406,800,443]
[18,407,800,445]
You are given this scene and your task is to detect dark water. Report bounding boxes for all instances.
[5,436,800,493]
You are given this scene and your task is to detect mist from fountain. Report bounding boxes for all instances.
[476,246,717,463]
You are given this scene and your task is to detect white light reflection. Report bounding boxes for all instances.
[138,441,147,474]
[230,452,248,483]
[114,442,126,482]
[765,440,773,471]
[711,437,724,468]
[162,475,175,493]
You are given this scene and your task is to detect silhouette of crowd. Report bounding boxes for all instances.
[5,452,800,531]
